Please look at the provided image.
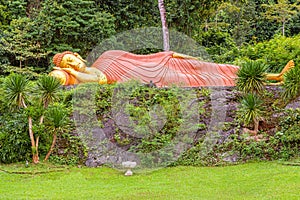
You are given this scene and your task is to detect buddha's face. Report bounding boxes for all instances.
[60,54,87,72]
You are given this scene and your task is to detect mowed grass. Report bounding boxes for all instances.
[0,162,299,200]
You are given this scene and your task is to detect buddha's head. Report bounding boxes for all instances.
[53,51,87,72]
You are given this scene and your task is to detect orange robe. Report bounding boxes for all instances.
[91,50,239,87]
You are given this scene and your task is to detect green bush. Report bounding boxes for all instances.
[277,109,300,158]
[221,109,300,162]
[0,112,31,163]
[237,93,265,128]
[94,81,205,167]
[96,82,184,152]
[175,109,300,166]
[281,65,300,101]
[194,28,238,63]
[49,132,87,166]
[234,35,300,72]
[236,60,267,94]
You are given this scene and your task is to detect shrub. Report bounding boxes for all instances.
[278,109,300,141]
[236,60,267,94]
[194,28,238,63]
[235,35,300,72]
[281,65,300,101]
[0,112,31,163]
[49,132,87,166]
[237,93,265,128]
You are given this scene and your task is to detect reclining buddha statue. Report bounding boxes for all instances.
[50,50,294,87]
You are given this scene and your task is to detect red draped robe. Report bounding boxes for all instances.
[91,50,239,87]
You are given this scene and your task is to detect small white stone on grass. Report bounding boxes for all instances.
[122,161,137,176]
[125,169,133,176]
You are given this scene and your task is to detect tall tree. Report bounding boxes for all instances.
[95,0,160,32]
[211,1,255,46]
[166,0,224,36]
[263,0,300,36]
[158,0,169,51]
[31,0,116,54]
[0,0,27,26]
[1,17,47,69]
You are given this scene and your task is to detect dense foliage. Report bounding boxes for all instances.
[236,60,267,94]
[0,75,86,164]
[0,112,31,163]
[281,64,300,101]
[0,0,300,166]
[233,34,300,72]
[175,105,300,167]
[0,0,115,75]
[0,0,299,75]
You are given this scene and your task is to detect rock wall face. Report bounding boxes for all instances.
[72,85,295,167]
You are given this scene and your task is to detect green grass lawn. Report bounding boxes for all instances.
[0,162,299,200]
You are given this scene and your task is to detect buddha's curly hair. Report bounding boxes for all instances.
[53,51,74,67]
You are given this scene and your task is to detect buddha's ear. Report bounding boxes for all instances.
[74,52,87,63]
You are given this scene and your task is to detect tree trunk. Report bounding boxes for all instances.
[205,19,208,32]
[253,119,259,134]
[39,100,50,124]
[39,115,44,125]
[44,133,57,161]
[282,20,285,37]
[28,116,39,163]
[158,0,169,51]
[21,99,39,163]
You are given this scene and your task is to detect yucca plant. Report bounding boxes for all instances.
[237,93,265,136]
[3,74,40,163]
[36,75,61,108]
[3,74,64,163]
[281,65,300,101]
[236,60,267,94]
[44,103,68,161]
[36,75,61,125]
[3,73,30,108]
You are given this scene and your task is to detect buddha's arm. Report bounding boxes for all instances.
[57,67,107,84]
[172,52,198,60]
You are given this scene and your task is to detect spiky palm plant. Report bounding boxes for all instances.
[236,60,267,94]
[36,75,61,108]
[281,65,300,101]
[3,73,30,108]
[237,93,265,135]
[44,103,68,161]
[36,75,61,125]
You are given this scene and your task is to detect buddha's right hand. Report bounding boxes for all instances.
[53,67,75,74]
[58,67,80,77]
[53,67,61,70]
